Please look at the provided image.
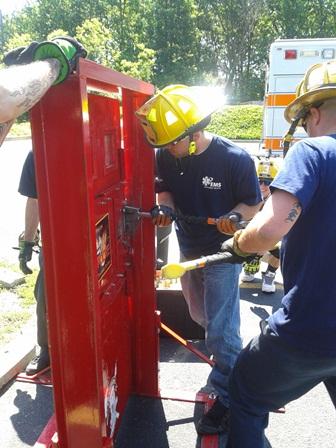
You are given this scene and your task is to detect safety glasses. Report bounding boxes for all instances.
[259,179,271,186]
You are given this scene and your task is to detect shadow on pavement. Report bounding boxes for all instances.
[116,395,170,448]
[9,384,53,446]
[240,284,283,318]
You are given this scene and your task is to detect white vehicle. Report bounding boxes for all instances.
[261,38,336,156]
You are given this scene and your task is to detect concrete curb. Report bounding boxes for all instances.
[0,317,36,389]
[5,136,31,141]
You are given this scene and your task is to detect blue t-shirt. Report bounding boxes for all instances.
[18,151,37,199]
[268,135,336,356]
[156,135,262,258]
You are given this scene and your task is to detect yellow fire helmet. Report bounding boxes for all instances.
[257,157,281,182]
[285,60,336,124]
[135,84,225,148]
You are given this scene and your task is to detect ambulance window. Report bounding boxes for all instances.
[322,49,335,59]
[300,50,319,57]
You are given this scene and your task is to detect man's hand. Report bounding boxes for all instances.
[216,211,242,235]
[220,230,257,264]
[3,36,87,85]
[243,256,262,274]
[151,205,175,227]
[3,42,40,66]
[18,240,35,275]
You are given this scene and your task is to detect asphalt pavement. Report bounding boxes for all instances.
[0,139,335,447]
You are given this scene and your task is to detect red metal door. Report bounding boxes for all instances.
[30,59,158,447]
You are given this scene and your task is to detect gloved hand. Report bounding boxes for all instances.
[151,205,175,227]
[18,240,35,275]
[243,255,262,274]
[3,41,40,65]
[220,230,257,264]
[216,211,242,235]
[3,36,87,85]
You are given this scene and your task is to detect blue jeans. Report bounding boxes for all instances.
[180,259,242,407]
[228,325,336,447]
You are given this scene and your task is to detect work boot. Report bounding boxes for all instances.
[262,271,276,293]
[25,349,50,376]
[196,397,230,435]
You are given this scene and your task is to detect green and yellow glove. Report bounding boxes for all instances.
[243,256,262,274]
[18,240,35,275]
[34,37,87,84]
[3,36,87,85]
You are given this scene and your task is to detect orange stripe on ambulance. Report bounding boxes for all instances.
[261,38,336,156]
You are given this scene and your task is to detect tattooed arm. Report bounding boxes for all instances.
[0,59,60,145]
[235,189,302,253]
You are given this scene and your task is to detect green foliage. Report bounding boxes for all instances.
[75,18,116,67]
[3,32,33,53]
[117,43,155,81]
[207,105,263,140]
[0,310,32,345]
[16,271,38,307]
[8,105,263,140]
[150,0,202,87]
[47,29,68,40]
[0,263,37,346]
[1,0,335,101]
[8,122,32,138]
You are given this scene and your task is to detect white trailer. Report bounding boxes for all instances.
[262,38,336,156]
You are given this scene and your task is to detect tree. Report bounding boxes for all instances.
[75,18,117,67]
[265,0,336,38]
[196,0,267,101]
[3,32,33,53]
[150,0,203,87]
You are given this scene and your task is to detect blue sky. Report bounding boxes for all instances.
[0,0,36,15]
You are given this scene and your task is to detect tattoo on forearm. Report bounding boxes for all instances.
[9,59,59,112]
[285,202,301,223]
[0,120,14,147]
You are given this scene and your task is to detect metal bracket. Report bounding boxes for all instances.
[122,205,151,235]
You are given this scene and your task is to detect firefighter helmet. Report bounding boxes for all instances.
[257,157,280,182]
[285,60,336,123]
[135,84,224,147]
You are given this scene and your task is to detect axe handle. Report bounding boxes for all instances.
[182,251,233,272]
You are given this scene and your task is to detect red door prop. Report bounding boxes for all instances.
[30,59,158,447]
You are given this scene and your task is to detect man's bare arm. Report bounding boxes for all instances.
[157,191,175,209]
[0,59,60,146]
[238,189,302,253]
[24,197,40,241]
[231,201,263,220]
[0,59,60,123]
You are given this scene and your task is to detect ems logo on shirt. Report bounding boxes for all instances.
[202,176,222,190]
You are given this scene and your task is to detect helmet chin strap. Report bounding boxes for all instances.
[283,106,310,157]
[188,135,196,155]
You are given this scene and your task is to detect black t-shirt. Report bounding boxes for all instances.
[156,135,262,258]
[18,151,37,199]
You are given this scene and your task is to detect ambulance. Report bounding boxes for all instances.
[261,38,336,156]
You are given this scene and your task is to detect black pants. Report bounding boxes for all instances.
[228,325,336,447]
[34,251,48,352]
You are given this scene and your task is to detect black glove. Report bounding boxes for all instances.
[220,230,257,264]
[3,42,40,65]
[18,240,35,275]
[150,205,175,227]
[3,36,87,85]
